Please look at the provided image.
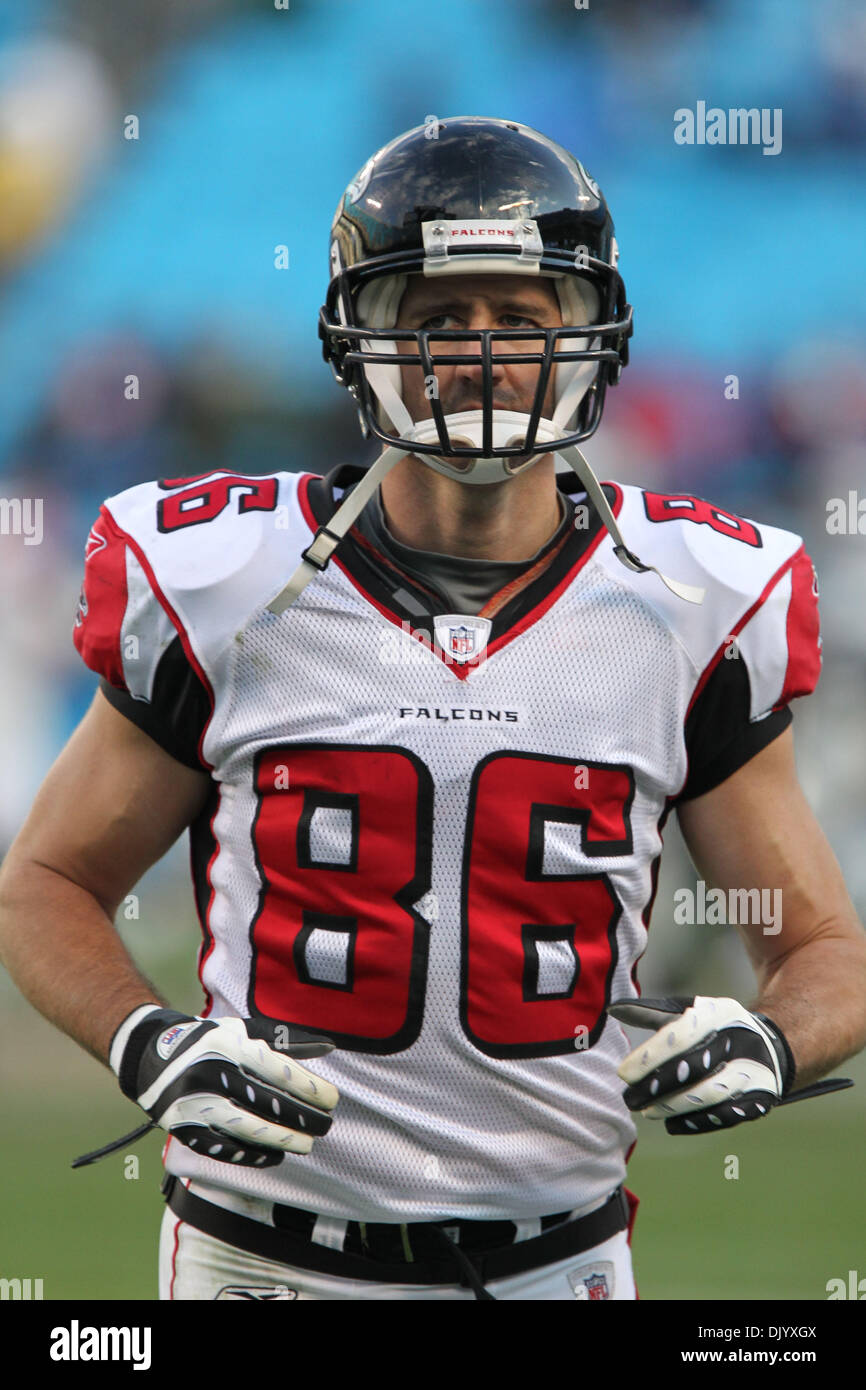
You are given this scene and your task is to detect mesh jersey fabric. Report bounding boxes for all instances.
[73,467,821,1220]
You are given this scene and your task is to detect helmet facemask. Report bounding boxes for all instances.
[350,269,603,485]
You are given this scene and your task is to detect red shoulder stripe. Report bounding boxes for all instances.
[72,506,129,690]
[776,546,822,707]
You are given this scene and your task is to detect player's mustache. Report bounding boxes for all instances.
[435,384,531,414]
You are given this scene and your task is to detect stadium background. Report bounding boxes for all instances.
[0,0,864,1301]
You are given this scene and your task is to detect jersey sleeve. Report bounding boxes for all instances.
[734,544,823,717]
[677,656,792,803]
[73,505,212,769]
[676,545,822,802]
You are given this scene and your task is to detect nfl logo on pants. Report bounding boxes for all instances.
[569,1262,614,1300]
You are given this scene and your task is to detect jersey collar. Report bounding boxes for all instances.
[299,463,621,678]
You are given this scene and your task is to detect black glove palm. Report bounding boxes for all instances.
[111,1008,339,1167]
[607,996,852,1135]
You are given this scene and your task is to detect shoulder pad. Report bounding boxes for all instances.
[596,485,822,716]
[73,470,308,691]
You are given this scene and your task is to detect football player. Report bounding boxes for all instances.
[1,117,864,1302]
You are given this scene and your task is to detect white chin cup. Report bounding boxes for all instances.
[404,409,557,484]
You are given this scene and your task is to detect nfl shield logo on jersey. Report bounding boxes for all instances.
[568,1261,614,1300]
[433,613,492,665]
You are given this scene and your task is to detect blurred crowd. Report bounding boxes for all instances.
[0,0,864,939]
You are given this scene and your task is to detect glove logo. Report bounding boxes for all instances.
[156,1021,198,1060]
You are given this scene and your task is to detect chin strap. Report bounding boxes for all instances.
[268,445,410,615]
[267,439,705,617]
[557,446,705,606]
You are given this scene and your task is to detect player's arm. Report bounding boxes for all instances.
[608,533,863,1130]
[0,687,210,1065]
[675,724,866,1087]
[2,493,339,1168]
[0,688,338,1166]
[609,725,864,1134]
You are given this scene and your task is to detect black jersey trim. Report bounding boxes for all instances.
[97,635,211,771]
[189,777,221,1018]
[676,653,793,803]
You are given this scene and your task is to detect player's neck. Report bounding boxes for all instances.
[378,453,562,562]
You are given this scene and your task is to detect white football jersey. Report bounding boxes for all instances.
[73,466,821,1221]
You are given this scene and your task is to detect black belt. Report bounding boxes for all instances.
[163,1175,630,1300]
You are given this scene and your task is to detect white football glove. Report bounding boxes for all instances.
[109,1007,340,1167]
[607,995,852,1135]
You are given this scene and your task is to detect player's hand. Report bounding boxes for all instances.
[112,1007,340,1167]
[607,995,853,1135]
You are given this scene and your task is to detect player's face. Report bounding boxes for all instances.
[395,273,565,442]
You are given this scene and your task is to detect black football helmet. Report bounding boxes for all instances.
[268,118,702,615]
[319,116,632,481]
